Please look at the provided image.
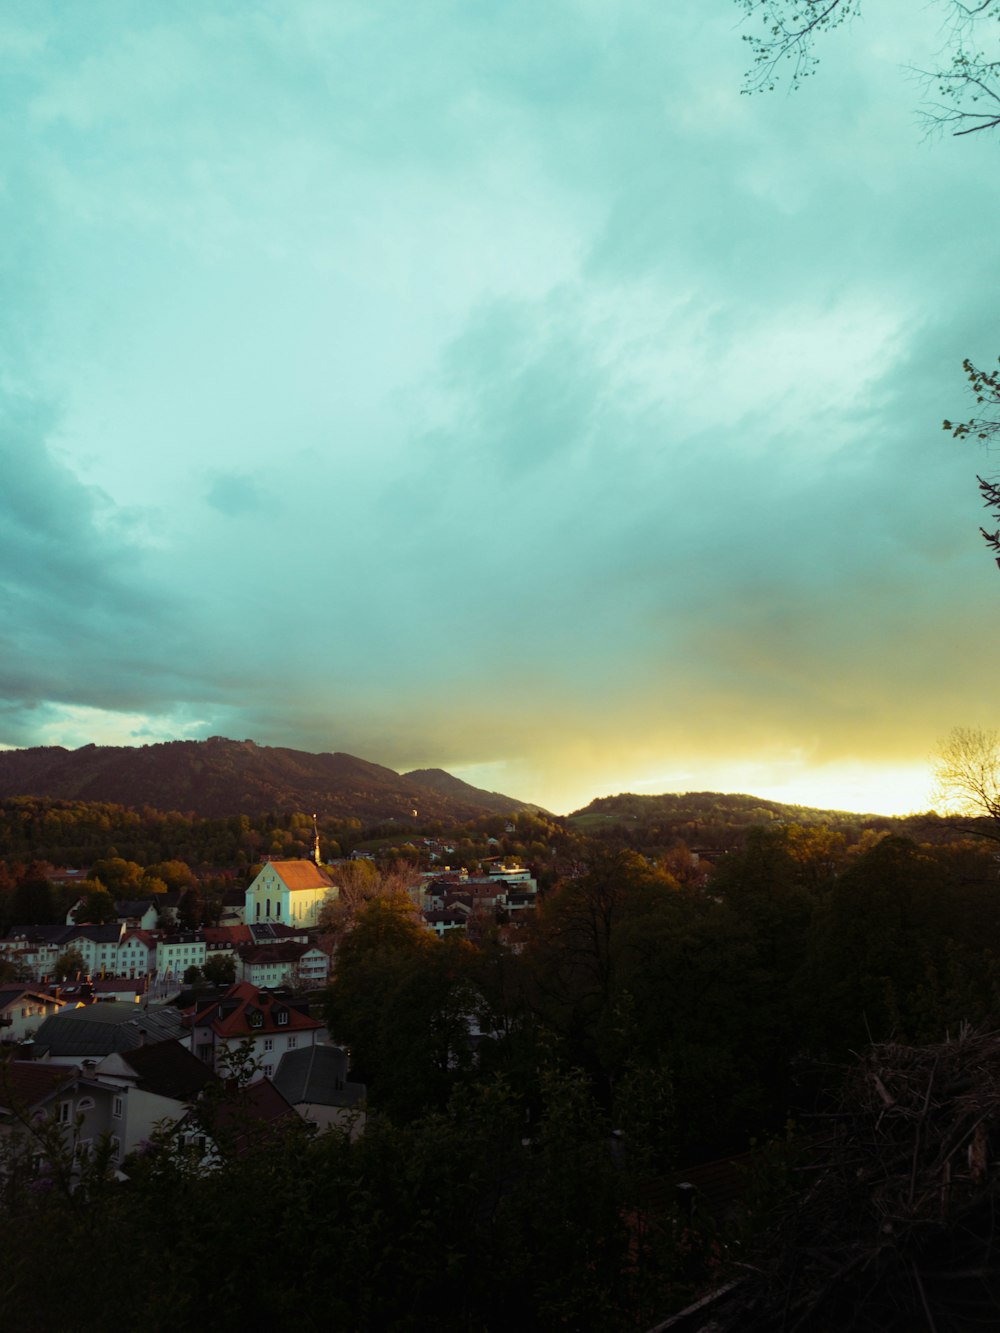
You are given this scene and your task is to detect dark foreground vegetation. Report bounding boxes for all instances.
[4,795,1000,1328]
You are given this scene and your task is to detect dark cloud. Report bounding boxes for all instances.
[204,470,265,516]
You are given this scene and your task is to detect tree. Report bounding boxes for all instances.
[89,858,144,895]
[78,883,117,924]
[53,945,85,981]
[144,860,193,892]
[943,359,1000,564]
[10,865,58,925]
[737,0,1000,135]
[932,726,1000,834]
[177,885,205,930]
[203,954,236,986]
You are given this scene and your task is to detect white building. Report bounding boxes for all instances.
[185,982,325,1083]
[156,932,207,980]
[244,860,338,928]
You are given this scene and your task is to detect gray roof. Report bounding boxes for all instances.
[32,1003,184,1057]
[115,898,157,916]
[273,1044,365,1109]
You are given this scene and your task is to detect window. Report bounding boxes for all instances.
[263,1038,273,1052]
[58,1101,71,1124]
[113,1096,124,1120]
[278,1011,288,1026]
[110,1136,121,1161]
[287,1036,297,1049]
[263,1064,273,1078]
[76,1097,94,1112]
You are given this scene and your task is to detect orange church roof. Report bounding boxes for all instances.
[264,860,334,892]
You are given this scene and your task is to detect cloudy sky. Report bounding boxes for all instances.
[3,0,1000,815]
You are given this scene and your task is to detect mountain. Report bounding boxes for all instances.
[0,738,535,824]
[567,789,920,849]
[402,768,540,816]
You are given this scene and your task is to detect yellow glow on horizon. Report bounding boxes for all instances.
[574,759,937,819]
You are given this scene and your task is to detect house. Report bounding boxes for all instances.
[91,977,147,1004]
[244,859,338,928]
[0,986,65,1042]
[117,928,156,978]
[273,1043,366,1135]
[156,932,207,981]
[0,1040,217,1177]
[0,925,75,982]
[31,1003,185,1065]
[423,906,471,937]
[0,1061,81,1165]
[87,1038,217,1161]
[185,982,324,1083]
[70,923,126,977]
[114,899,160,931]
[203,925,253,965]
[179,1076,300,1162]
[236,942,329,989]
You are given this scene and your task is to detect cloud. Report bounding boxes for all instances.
[0,3,998,814]
[204,470,265,516]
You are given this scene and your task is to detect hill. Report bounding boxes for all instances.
[402,767,541,816]
[568,790,932,850]
[0,738,535,823]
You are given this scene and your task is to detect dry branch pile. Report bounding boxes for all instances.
[734,1026,1000,1331]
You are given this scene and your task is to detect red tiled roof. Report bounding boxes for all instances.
[0,1062,76,1114]
[203,926,253,945]
[264,860,334,892]
[120,929,155,946]
[187,982,321,1038]
[206,1078,299,1156]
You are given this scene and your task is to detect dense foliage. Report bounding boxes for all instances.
[6,796,1000,1326]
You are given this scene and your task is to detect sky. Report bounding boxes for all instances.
[3,0,1000,817]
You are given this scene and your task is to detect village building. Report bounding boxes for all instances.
[184,982,324,1082]
[0,985,66,1042]
[273,1044,366,1134]
[244,859,338,928]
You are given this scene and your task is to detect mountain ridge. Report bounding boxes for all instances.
[0,738,534,823]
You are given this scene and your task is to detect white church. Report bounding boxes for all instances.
[244,858,339,927]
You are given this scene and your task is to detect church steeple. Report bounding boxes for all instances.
[312,813,321,866]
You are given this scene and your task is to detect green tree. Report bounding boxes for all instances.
[177,885,205,929]
[10,864,58,924]
[203,954,236,986]
[78,883,117,924]
[53,945,86,981]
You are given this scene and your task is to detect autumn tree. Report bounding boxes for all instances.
[89,857,145,895]
[317,859,423,943]
[144,859,194,892]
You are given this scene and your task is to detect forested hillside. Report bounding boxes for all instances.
[0,739,531,822]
